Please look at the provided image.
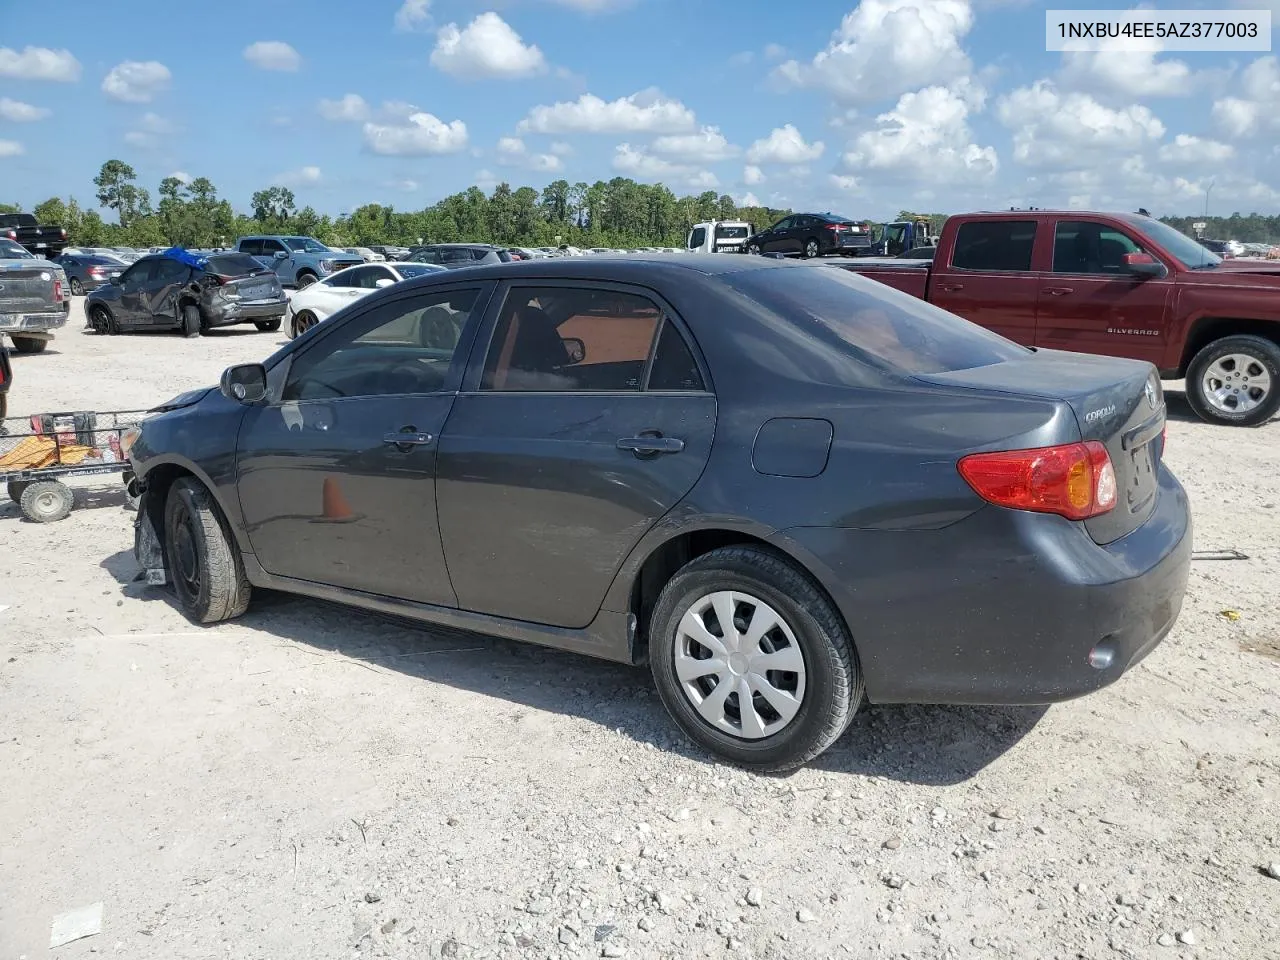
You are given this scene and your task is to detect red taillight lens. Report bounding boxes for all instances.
[53,279,63,300]
[958,441,1117,521]
[88,267,104,275]
[60,228,67,239]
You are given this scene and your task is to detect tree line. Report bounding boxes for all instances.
[3,160,793,251]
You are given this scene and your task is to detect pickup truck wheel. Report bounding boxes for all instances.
[1186,335,1280,427]
[69,277,84,296]
[648,546,862,772]
[10,336,48,354]
[181,303,202,338]
[20,480,74,523]
[254,318,282,333]
[164,477,252,623]
[803,239,820,259]
[295,271,317,289]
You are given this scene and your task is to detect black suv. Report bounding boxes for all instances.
[747,213,873,258]
[405,244,519,268]
[84,251,287,337]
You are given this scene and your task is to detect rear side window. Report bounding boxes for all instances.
[206,254,263,277]
[239,239,263,256]
[647,322,704,391]
[727,266,1029,375]
[481,287,663,392]
[951,220,1037,272]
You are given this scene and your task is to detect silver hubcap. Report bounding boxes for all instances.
[673,590,806,740]
[35,492,59,515]
[806,242,817,257]
[1202,353,1271,414]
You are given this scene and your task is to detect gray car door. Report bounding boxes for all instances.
[435,280,716,629]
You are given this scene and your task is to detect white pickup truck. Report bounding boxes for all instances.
[685,220,754,254]
[0,238,71,354]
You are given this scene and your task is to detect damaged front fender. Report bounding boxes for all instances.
[133,490,167,586]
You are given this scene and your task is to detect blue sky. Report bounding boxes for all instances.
[1,0,1277,221]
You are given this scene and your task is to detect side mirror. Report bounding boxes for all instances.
[562,337,586,364]
[1123,252,1166,278]
[109,275,122,285]
[273,250,289,260]
[375,277,395,288]
[220,363,268,403]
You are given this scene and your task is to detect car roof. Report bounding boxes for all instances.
[394,252,789,287]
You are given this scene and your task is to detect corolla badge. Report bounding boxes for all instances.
[1085,404,1117,423]
[1145,379,1158,408]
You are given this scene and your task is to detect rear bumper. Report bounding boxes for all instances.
[0,310,69,334]
[776,465,1192,705]
[204,298,288,327]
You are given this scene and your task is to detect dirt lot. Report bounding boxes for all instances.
[1,301,1278,960]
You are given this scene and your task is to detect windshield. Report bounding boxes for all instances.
[1120,215,1221,269]
[728,265,1029,375]
[395,262,447,278]
[715,225,750,240]
[284,238,332,253]
[0,238,34,258]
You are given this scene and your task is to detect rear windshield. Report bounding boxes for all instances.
[727,266,1029,375]
[0,238,33,258]
[715,225,750,240]
[206,254,267,277]
[410,248,477,264]
[395,263,446,278]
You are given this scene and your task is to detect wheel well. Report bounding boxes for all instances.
[1178,318,1280,376]
[627,529,844,659]
[139,463,196,545]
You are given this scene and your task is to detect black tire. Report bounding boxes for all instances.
[163,477,252,623]
[291,310,318,339]
[1185,334,1280,427]
[648,546,861,772]
[803,238,820,259]
[746,243,761,256]
[20,480,74,523]
[254,317,282,333]
[7,480,30,503]
[88,305,116,335]
[10,336,48,354]
[181,303,202,338]
[70,277,84,296]
[295,271,317,289]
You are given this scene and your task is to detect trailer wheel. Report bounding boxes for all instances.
[20,480,74,523]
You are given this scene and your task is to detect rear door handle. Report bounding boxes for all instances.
[1043,286,1074,296]
[939,283,964,292]
[383,430,434,448]
[617,435,685,457]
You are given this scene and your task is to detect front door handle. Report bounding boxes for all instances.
[1043,286,1074,296]
[383,428,434,450]
[617,435,685,457]
[938,283,965,293]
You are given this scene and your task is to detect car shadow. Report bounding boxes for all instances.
[98,549,1046,785]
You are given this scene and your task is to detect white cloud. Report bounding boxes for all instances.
[394,0,432,32]
[1157,134,1234,165]
[996,80,1164,168]
[745,124,824,164]
[829,174,861,191]
[431,13,547,79]
[743,164,765,185]
[319,94,370,122]
[496,136,564,172]
[549,141,573,156]
[686,170,720,190]
[1059,49,1195,98]
[843,85,997,182]
[243,41,301,72]
[613,144,716,188]
[169,171,191,184]
[379,100,420,120]
[1211,56,1280,138]
[102,61,171,103]
[0,98,50,122]
[123,112,174,149]
[274,165,322,186]
[387,178,420,192]
[737,191,762,207]
[0,140,24,157]
[763,43,787,61]
[475,168,499,189]
[519,88,696,134]
[363,112,469,155]
[0,46,80,82]
[650,126,738,163]
[774,0,973,103]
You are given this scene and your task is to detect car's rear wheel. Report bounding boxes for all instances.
[181,303,201,338]
[10,336,48,354]
[803,239,820,259]
[69,277,84,296]
[291,310,319,338]
[88,305,116,335]
[648,546,861,772]
[254,318,282,333]
[746,242,761,255]
[295,271,317,289]
[164,477,252,623]
[1186,334,1280,427]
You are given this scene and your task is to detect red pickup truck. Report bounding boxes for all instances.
[832,210,1280,426]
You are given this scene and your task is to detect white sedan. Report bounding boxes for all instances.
[286,261,446,338]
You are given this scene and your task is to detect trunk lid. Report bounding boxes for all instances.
[222,272,283,301]
[916,349,1165,544]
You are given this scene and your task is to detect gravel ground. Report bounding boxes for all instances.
[1,303,1278,959]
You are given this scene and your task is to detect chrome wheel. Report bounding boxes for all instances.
[804,240,819,258]
[1201,353,1271,415]
[673,590,806,740]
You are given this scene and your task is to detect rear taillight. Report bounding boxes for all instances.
[958,441,1117,521]
[88,267,104,275]
[826,224,841,232]
[53,279,63,301]
[60,228,67,239]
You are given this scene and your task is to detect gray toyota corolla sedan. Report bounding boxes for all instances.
[125,254,1191,771]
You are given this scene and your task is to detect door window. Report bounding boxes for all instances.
[261,239,287,255]
[772,217,794,232]
[326,267,365,289]
[239,239,263,256]
[1052,221,1144,275]
[152,258,189,283]
[120,260,157,289]
[688,227,706,250]
[481,287,663,392]
[282,288,483,401]
[646,321,705,391]
[951,220,1037,272]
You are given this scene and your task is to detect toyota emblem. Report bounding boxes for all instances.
[1144,379,1158,408]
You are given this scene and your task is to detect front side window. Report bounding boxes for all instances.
[121,261,157,288]
[153,258,189,282]
[688,227,706,249]
[325,267,365,289]
[284,238,329,253]
[283,288,482,401]
[772,217,794,231]
[261,239,287,255]
[951,220,1037,272]
[1052,221,1144,275]
[481,287,663,392]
